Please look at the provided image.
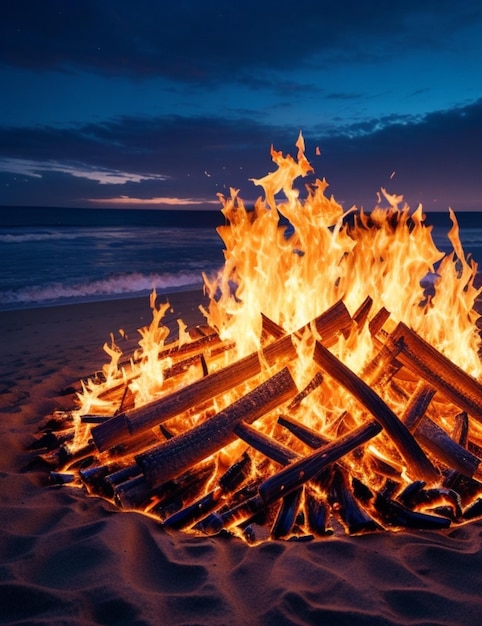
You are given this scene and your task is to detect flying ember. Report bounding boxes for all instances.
[34,134,482,544]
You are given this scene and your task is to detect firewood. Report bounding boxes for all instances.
[368,307,391,337]
[414,417,482,479]
[91,300,352,451]
[136,367,297,487]
[233,422,299,466]
[258,420,382,505]
[287,372,324,411]
[352,296,373,329]
[374,492,451,530]
[328,467,381,534]
[197,421,383,536]
[162,453,252,530]
[196,492,265,536]
[271,487,303,538]
[277,414,329,448]
[312,341,439,482]
[401,382,436,431]
[388,322,482,422]
[397,482,462,519]
[305,486,333,536]
[453,411,469,447]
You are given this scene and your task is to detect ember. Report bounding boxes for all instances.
[31,134,482,544]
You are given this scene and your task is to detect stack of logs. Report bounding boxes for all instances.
[30,297,482,542]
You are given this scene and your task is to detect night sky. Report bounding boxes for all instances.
[1,1,482,212]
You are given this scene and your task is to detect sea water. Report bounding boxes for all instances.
[0,206,480,311]
[0,207,224,311]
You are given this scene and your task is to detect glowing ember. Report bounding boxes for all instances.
[35,135,482,543]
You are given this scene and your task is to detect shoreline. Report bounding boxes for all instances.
[2,289,482,624]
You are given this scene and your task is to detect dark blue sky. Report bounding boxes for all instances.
[1,1,482,212]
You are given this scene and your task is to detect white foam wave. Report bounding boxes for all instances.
[0,231,81,243]
[0,272,204,309]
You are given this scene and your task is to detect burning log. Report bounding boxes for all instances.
[258,421,382,505]
[414,417,482,479]
[233,422,299,466]
[136,367,297,487]
[278,413,329,449]
[312,341,439,482]
[195,490,266,536]
[91,300,352,452]
[328,467,381,534]
[352,295,373,329]
[115,462,215,511]
[271,487,303,538]
[401,382,436,432]
[162,453,252,530]
[388,322,482,422]
[287,372,324,412]
[453,411,469,447]
[305,486,333,536]
[374,492,452,530]
[196,422,382,537]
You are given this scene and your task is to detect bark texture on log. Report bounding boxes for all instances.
[312,341,439,482]
[136,367,297,487]
[91,300,352,451]
[389,322,482,422]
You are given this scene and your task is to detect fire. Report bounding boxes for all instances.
[37,134,482,543]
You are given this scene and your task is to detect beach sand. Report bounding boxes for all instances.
[1,289,482,626]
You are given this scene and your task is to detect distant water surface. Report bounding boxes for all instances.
[0,206,480,311]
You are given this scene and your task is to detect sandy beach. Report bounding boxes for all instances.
[1,289,482,626]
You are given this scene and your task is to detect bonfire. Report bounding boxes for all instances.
[31,134,482,544]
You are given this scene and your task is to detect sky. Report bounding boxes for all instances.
[1,0,482,213]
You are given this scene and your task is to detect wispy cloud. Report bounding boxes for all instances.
[89,195,219,207]
[0,158,167,185]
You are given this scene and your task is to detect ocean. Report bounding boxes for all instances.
[0,206,481,312]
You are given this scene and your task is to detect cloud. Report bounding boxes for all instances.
[1,98,481,210]
[0,158,167,184]
[2,1,481,84]
[89,195,219,207]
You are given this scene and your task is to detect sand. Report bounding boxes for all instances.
[1,290,482,626]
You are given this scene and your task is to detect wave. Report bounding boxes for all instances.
[0,271,206,310]
[0,231,82,243]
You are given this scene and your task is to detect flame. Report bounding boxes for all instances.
[63,134,482,541]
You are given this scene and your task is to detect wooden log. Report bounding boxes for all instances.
[196,492,266,536]
[312,341,439,482]
[115,461,214,510]
[258,421,382,505]
[305,486,333,536]
[136,367,297,487]
[368,307,391,338]
[359,341,403,388]
[271,487,303,538]
[261,313,286,340]
[287,372,324,412]
[95,329,229,404]
[162,453,252,530]
[401,382,436,432]
[91,299,352,451]
[397,482,462,518]
[329,467,381,534]
[414,417,482,479]
[352,296,373,329]
[453,411,469,447]
[374,493,451,530]
[279,413,401,479]
[388,322,482,422]
[233,422,299,466]
[277,413,329,448]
